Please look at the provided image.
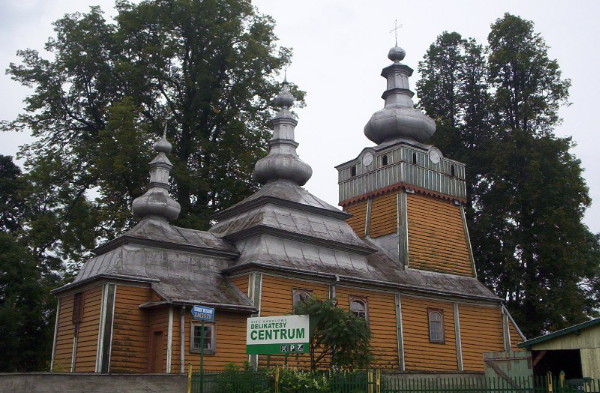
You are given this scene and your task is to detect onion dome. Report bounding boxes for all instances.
[253,82,313,186]
[364,45,436,144]
[132,130,181,221]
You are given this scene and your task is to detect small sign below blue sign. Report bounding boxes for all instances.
[191,305,215,322]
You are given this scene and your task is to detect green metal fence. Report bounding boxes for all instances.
[188,369,600,393]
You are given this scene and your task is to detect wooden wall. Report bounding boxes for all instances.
[110,285,151,373]
[459,304,505,371]
[406,193,473,276]
[52,295,74,371]
[369,193,397,238]
[335,286,398,369]
[401,296,458,371]
[509,320,524,351]
[179,310,249,372]
[257,275,329,368]
[73,285,103,372]
[345,200,367,237]
[148,306,170,373]
[230,275,250,296]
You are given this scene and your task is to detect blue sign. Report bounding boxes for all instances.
[191,305,215,322]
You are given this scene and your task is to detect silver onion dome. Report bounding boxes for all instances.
[132,132,181,221]
[253,82,313,186]
[364,46,436,144]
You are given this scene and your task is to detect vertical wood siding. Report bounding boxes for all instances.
[258,275,329,368]
[53,295,74,371]
[406,194,474,276]
[369,192,398,238]
[459,304,505,371]
[401,296,458,371]
[344,200,368,237]
[110,285,151,373]
[149,306,170,373]
[181,311,248,371]
[74,285,103,372]
[335,286,399,369]
[230,275,250,296]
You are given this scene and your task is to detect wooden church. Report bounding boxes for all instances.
[50,44,525,374]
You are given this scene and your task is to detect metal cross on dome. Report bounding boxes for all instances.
[389,20,403,46]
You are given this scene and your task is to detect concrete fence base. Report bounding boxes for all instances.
[0,373,188,393]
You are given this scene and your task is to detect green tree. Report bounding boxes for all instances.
[0,156,59,371]
[295,297,372,371]
[417,15,599,337]
[4,0,302,265]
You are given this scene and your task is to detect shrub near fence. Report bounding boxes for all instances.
[189,368,600,393]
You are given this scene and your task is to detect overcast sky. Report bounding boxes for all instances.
[1,0,599,233]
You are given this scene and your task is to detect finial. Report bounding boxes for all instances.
[390,20,402,46]
[132,131,181,221]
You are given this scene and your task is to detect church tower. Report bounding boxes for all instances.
[337,44,476,277]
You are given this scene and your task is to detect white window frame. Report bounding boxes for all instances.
[428,308,445,344]
[349,297,368,320]
[190,321,216,354]
[292,289,313,312]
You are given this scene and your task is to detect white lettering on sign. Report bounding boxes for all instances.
[246,315,309,345]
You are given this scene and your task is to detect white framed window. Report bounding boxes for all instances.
[349,297,368,319]
[292,289,313,312]
[428,308,445,344]
[190,322,215,354]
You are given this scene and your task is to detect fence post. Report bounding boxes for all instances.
[375,369,381,393]
[274,366,280,393]
[187,363,192,393]
[547,372,553,393]
[368,370,374,393]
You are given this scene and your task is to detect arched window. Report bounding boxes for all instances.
[428,308,445,343]
[382,154,388,166]
[293,289,313,313]
[350,298,367,319]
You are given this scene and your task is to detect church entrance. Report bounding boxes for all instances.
[149,330,164,373]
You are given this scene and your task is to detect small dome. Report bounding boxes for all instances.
[388,46,406,62]
[154,136,172,154]
[274,84,295,108]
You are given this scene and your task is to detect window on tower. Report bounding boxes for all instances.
[382,154,388,166]
[412,152,417,165]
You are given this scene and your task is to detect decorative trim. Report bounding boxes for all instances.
[180,306,186,373]
[502,307,511,352]
[96,285,108,372]
[167,306,173,373]
[365,198,373,237]
[395,294,405,371]
[339,181,466,208]
[50,300,60,371]
[397,190,409,269]
[454,303,464,371]
[460,206,477,278]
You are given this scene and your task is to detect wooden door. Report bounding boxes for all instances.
[149,330,164,373]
